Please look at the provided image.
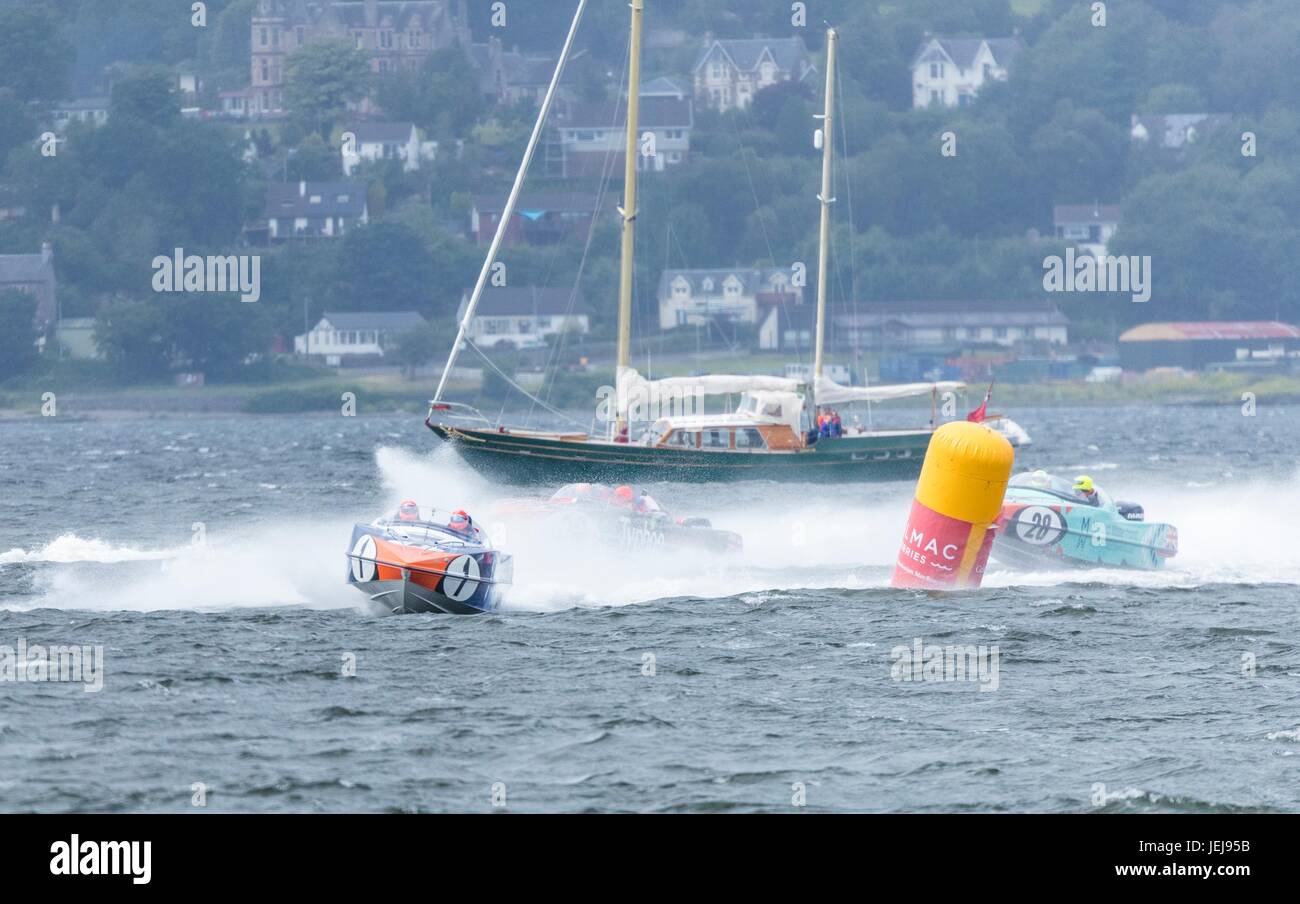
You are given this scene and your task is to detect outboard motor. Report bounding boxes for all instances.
[1116,501,1145,522]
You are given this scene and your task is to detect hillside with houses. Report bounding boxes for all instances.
[3,0,1300,406]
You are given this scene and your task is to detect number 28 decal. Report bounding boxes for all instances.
[1012,506,1067,546]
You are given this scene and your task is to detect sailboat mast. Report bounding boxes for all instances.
[432,0,589,405]
[812,27,837,394]
[614,0,645,435]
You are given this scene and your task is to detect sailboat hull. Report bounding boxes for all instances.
[429,423,932,483]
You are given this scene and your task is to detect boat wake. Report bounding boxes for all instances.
[4,447,1299,614]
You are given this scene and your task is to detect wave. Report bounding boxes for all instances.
[0,534,181,565]
[7,447,1300,614]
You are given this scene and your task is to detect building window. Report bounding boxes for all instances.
[709,62,725,79]
[930,90,941,104]
[929,62,944,79]
[380,30,393,49]
[353,31,364,48]
[260,27,269,46]
[296,26,305,44]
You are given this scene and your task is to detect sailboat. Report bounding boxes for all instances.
[426,2,965,483]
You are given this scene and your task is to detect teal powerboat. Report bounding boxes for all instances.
[992,472,1178,571]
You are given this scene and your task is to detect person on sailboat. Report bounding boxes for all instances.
[831,411,843,437]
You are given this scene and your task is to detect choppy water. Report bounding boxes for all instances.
[2,405,1298,812]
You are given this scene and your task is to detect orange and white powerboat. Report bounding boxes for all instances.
[345,504,513,614]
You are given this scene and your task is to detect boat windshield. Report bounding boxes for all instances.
[376,507,487,544]
[550,483,612,503]
[1008,472,1111,507]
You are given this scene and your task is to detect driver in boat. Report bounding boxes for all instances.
[448,509,475,535]
[1028,469,1051,488]
[613,485,636,508]
[1072,475,1100,505]
[397,499,422,522]
[634,492,661,514]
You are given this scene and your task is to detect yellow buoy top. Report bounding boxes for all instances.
[914,420,1016,525]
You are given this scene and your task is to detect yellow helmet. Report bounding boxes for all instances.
[1073,475,1095,493]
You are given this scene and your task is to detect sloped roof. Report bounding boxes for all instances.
[558,96,693,130]
[265,181,368,218]
[347,121,416,143]
[912,36,1025,70]
[472,287,587,316]
[641,76,687,97]
[693,37,814,77]
[328,1,445,29]
[0,253,53,285]
[837,300,1068,329]
[1119,321,1300,342]
[471,192,605,216]
[0,249,57,329]
[321,311,426,330]
[1053,204,1122,226]
[657,268,799,298]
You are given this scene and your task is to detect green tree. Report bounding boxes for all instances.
[164,294,273,381]
[333,220,436,313]
[392,322,439,377]
[0,5,72,101]
[109,66,180,127]
[0,88,34,161]
[94,297,172,382]
[284,39,370,140]
[0,289,38,381]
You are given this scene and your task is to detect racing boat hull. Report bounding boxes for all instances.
[346,524,511,615]
[992,491,1177,571]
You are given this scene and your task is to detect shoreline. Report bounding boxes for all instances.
[3,370,1299,418]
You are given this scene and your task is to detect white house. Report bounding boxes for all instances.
[693,37,816,113]
[658,268,804,330]
[551,94,693,178]
[341,122,435,176]
[51,97,110,132]
[1053,203,1121,259]
[1130,113,1230,150]
[911,36,1024,109]
[461,287,589,350]
[293,310,426,365]
[835,301,1069,350]
[54,318,101,359]
[265,181,368,242]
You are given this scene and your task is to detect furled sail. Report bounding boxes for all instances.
[617,367,801,401]
[814,376,967,405]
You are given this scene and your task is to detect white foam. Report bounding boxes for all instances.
[0,534,180,565]
[9,450,1300,614]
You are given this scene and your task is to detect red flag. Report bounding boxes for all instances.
[966,381,993,423]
